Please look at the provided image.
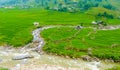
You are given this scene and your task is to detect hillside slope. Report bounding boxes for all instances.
[0,0,120,11]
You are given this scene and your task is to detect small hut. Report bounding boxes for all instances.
[92,21,97,25]
[76,25,83,30]
[33,22,39,26]
[91,21,105,25]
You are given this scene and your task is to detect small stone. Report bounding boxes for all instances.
[88,51,92,56]
[65,56,69,58]
[88,48,92,51]
[21,59,28,64]
[15,64,21,69]
[93,57,100,62]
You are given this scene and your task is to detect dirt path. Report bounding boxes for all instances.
[0,25,120,70]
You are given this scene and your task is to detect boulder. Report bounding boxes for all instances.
[12,53,34,60]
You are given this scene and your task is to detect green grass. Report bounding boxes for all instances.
[41,27,120,60]
[0,8,120,46]
[0,8,94,46]
[0,68,8,70]
[106,66,120,70]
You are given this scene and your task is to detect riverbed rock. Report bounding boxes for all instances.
[81,55,91,61]
[81,55,92,61]
[81,55,100,62]
[21,59,28,64]
[114,60,120,63]
[93,57,100,62]
[87,61,101,70]
[12,53,34,60]
[14,64,21,70]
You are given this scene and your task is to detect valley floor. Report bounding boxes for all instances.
[0,25,120,70]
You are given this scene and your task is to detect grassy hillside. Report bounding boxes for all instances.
[1,0,120,11]
[41,27,120,61]
[109,0,120,10]
[86,7,120,17]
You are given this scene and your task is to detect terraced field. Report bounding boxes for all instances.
[0,8,120,46]
[41,26,120,61]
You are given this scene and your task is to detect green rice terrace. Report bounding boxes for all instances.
[1,0,120,70]
[0,8,120,46]
[41,26,120,61]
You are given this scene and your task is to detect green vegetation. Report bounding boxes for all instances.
[97,12,114,19]
[41,27,120,60]
[106,66,120,70]
[1,0,120,11]
[0,67,8,70]
[0,8,97,46]
[0,8,120,47]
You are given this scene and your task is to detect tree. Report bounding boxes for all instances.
[97,12,114,19]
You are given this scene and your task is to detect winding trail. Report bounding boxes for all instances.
[0,25,120,70]
[22,25,120,53]
[30,25,120,53]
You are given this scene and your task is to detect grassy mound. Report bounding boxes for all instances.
[41,27,120,61]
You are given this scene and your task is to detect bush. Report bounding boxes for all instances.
[97,12,114,19]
